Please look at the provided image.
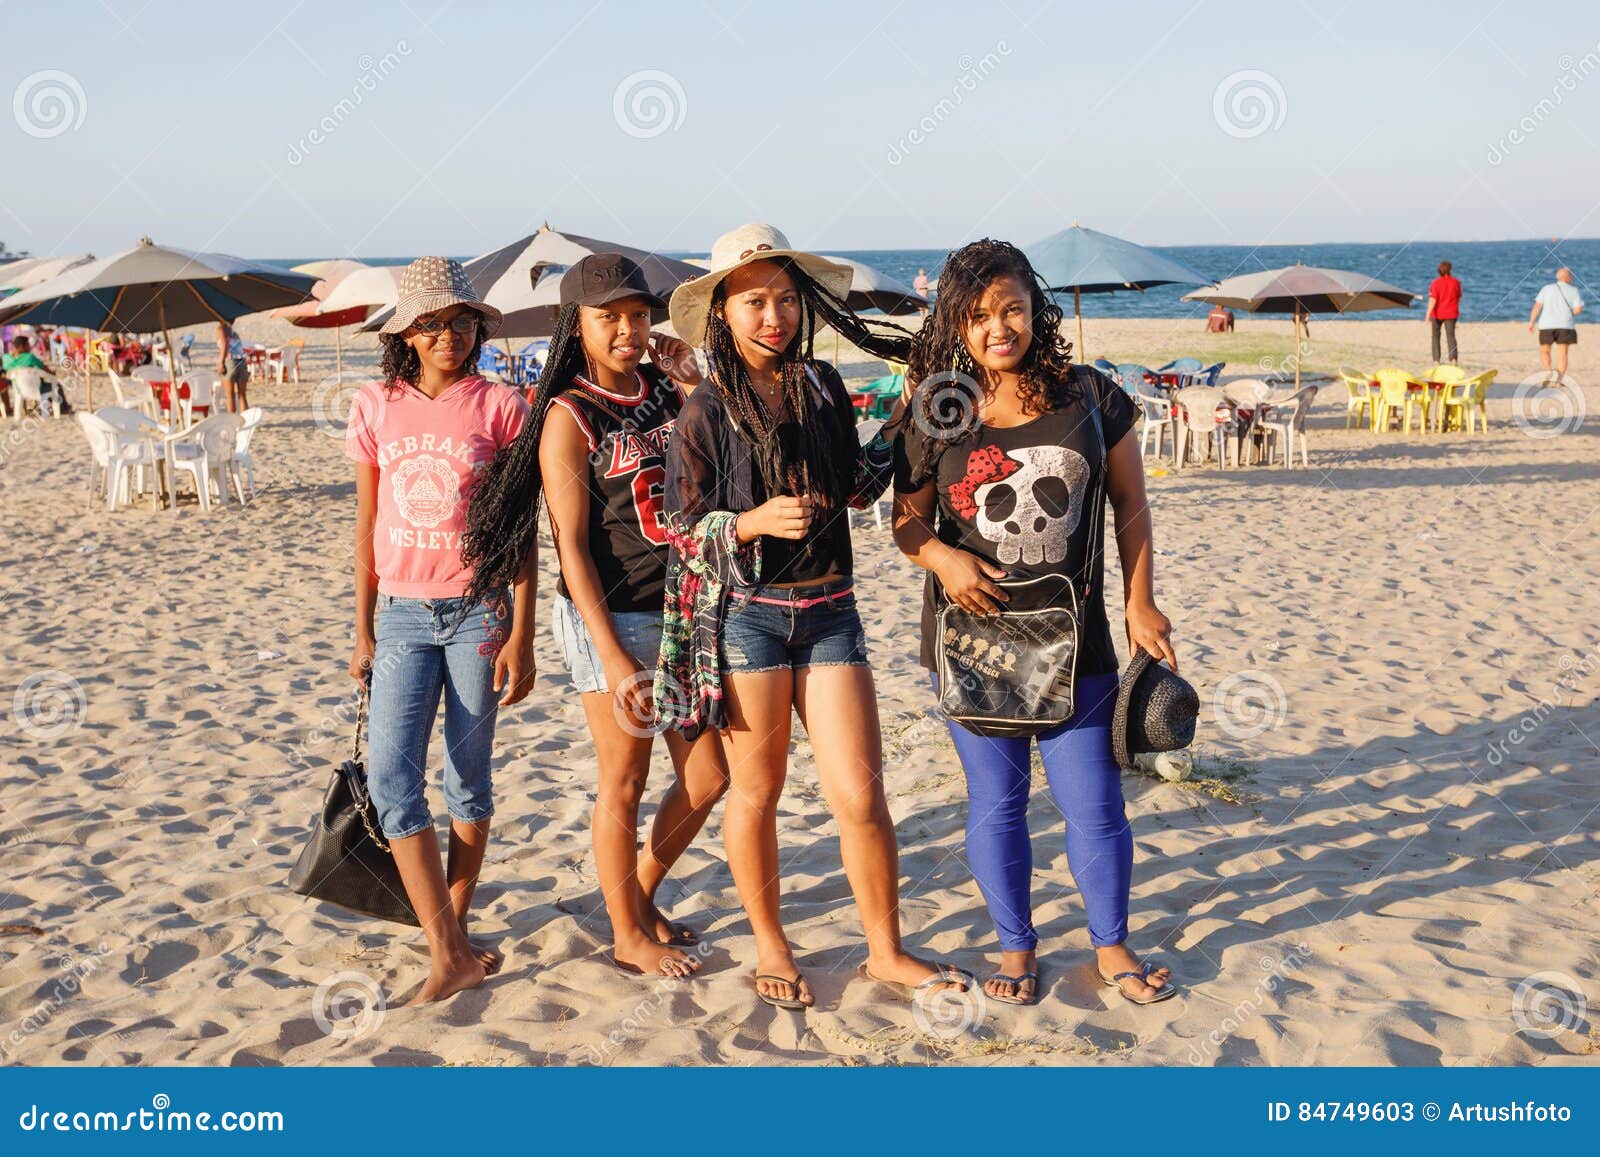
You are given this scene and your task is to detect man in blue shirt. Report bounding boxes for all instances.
[1529,268,1584,382]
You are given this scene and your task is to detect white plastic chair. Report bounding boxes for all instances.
[76,412,111,503]
[1256,385,1319,467]
[1135,391,1173,459]
[232,406,263,501]
[8,367,56,418]
[111,369,160,421]
[92,407,165,510]
[179,373,218,427]
[165,412,243,512]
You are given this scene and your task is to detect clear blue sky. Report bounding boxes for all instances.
[4,0,1599,260]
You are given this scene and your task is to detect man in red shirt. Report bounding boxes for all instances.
[1425,260,1462,364]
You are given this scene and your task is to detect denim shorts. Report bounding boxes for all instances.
[552,595,663,693]
[720,578,869,674]
[367,592,508,839]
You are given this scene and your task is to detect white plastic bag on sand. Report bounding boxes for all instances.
[1134,750,1193,782]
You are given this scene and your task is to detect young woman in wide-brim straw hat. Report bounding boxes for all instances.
[348,256,536,1006]
[891,239,1180,1008]
[658,223,972,1010]
[460,254,729,980]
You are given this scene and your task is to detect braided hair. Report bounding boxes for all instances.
[904,238,1076,479]
[705,257,911,508]
[457,303,587,610]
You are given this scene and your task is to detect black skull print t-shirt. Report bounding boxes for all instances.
[892,367,1137,676]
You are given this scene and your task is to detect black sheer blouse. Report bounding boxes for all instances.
[664,361,899,586]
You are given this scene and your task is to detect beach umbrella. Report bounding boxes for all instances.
[0,236,316,416]
[1184,264,1416,385]
[820,256,928,316]
[362,226,702,341]
[1024,225,1212,361]
[313,265,403,380]
[290,258,368,281]
[0,254,94,294]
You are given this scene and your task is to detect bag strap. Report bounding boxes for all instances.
[351,676,369,764]
[347,675,393,853]
[1073,364,1108,604]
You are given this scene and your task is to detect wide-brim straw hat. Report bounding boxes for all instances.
[1111,647,1200,771]
[668,223,854,347]
[379,255,503,337]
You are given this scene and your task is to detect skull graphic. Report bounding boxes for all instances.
[973,445,1089,566]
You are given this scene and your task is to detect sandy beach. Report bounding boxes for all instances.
[1,314,1596,1067]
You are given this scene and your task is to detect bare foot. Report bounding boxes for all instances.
[458,919,503,975]
[645,901,696,946]
[404,949,487,1007]
[985,948,1038,1004]
[753,946,813,1006]
[614,937,699,979]
[863,950,967,994]
[1095,943,1171,1001]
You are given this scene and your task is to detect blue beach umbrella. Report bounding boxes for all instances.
[1023,224,1213,360]
[0,236,317,408]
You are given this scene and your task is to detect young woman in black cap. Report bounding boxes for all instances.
[892,239,1181,1008]
[463,254,726,979]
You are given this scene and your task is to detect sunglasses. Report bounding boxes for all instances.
[411,314,479,337]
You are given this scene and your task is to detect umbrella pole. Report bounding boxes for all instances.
[833,327,840,366]
[335,325,344,383]
[1075,285,1084,363]
[159,301,177,513]
[1294,308,1303,389]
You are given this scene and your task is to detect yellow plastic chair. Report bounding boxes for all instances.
[1373,368,1427,432]
[1466,369,1495,432]
[1339,368,1374,428]
[1436,377,1470,432]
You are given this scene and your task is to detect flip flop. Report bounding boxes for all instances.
[614,955,696,979]
[1098,960,1177,1005]
[860,963,974,999]
[984,971,1039,1006]
[753,973,810,1010]
[664,922,698,948]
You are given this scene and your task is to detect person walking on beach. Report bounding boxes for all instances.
[892,239,1179,1008]
[914,267,931,318]
[1530,267,1584,382]
[1426,260,1462,364]
[347,257,536,1005]
[657,224,971,1010]
[460,255,728,980]
[217,322,250,412]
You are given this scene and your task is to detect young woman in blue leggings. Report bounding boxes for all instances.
[892,240,1180,1007]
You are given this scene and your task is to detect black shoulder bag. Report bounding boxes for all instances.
[936,367,1106,739]
[286,683,420,926]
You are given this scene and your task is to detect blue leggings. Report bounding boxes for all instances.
[933,671,1131,951]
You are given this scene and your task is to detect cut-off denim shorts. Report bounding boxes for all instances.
[366,592,509,840]
[552,595,663,694]
[719,578,869,674]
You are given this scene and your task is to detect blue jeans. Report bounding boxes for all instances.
[932,671,1131,951]
[719,579,869,674]
[552,595,663,693]
[367,593,508,839]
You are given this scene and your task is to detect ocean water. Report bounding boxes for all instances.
[267,237,1598,323]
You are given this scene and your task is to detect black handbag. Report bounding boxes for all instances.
[286,684,420,926]
[936,366,1106,739]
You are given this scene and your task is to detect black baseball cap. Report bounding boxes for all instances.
[558,253,667,310]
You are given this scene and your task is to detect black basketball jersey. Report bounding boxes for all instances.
[550,365,685,612]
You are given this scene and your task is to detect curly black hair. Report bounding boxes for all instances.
[904,238,1076,474]
[378,320,487,395]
